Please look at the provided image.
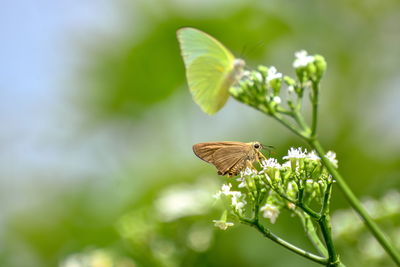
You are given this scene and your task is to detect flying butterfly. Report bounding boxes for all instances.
[177,27,245,115]
[193,141,269,177]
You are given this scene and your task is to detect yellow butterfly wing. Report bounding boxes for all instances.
[177,28,243,114]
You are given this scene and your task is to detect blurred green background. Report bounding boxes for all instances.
[1,0,400,266]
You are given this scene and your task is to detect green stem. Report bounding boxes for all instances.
[271,113,309,139]
[309,139,400,266]
[310,81,319,138]
[240,218,328,265]
[320,181,333,216]
[295,210,328,257]
[318,215,340,266]
[293,110,310,133]
[298,188,321,220]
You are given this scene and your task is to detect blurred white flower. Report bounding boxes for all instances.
[212,220,234,230]
[260,204,280,224]
[283,147,308,160]
[325,151,338,167]
[358,236,385,260]
[187,224,213,252]
[155,182,215,222]
[221,183,232,195]
[214,183,233,199]
[381,190,400,215]
[293,50,315,68]
[254,72,263,82]
[272,96,282,104]
[59,249,125,267]
[266,66,282,82]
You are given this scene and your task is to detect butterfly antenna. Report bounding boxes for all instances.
[262,145,276,157]
[239,44,248,59]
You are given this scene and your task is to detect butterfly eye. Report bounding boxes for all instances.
[254,143,260,149]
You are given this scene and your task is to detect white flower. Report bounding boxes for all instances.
[260,204,280,224]
[283,147,308,160]
[307,150,320,161]
[293,50,315,68]
[242,167,257,177]
[287,85,295,93]
[266,66,282,82]
[213,183,232,199]
[221,184,232,195]
[231,192,246,211]
[325,151,338,167]
[261,158,282,170]
[272,96,281,104]
[281,161,291,168]
[155,183,213,222]
[236,177,247,188]
[212,220,234,230]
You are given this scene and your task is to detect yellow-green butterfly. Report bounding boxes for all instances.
[177,27,245,115]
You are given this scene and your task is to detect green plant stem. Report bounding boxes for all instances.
[318,215,339,266]
[293,110,310,133]
[271,113,309,139]
[310,81,319,138]
[240,218,328,265]
[295,210,328,257]
[297,189,320,220]
[320,182,333,215]
[309,139,400,266]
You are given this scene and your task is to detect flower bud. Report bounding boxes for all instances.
[257,65,268,77]
[313,55,327,81]
[283,76,296,86]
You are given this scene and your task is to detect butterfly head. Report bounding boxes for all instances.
[251,141,263,151]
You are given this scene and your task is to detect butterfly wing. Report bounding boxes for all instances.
[212,146,250,176]
[187,57,232,114]
[193,142,242,163]
[193,142,251,176]
[177,27,234,68]
[177,28,241,114]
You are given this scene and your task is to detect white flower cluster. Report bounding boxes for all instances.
[293,50,315,68]
[282,147,337,166]
[214,183,247,213]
